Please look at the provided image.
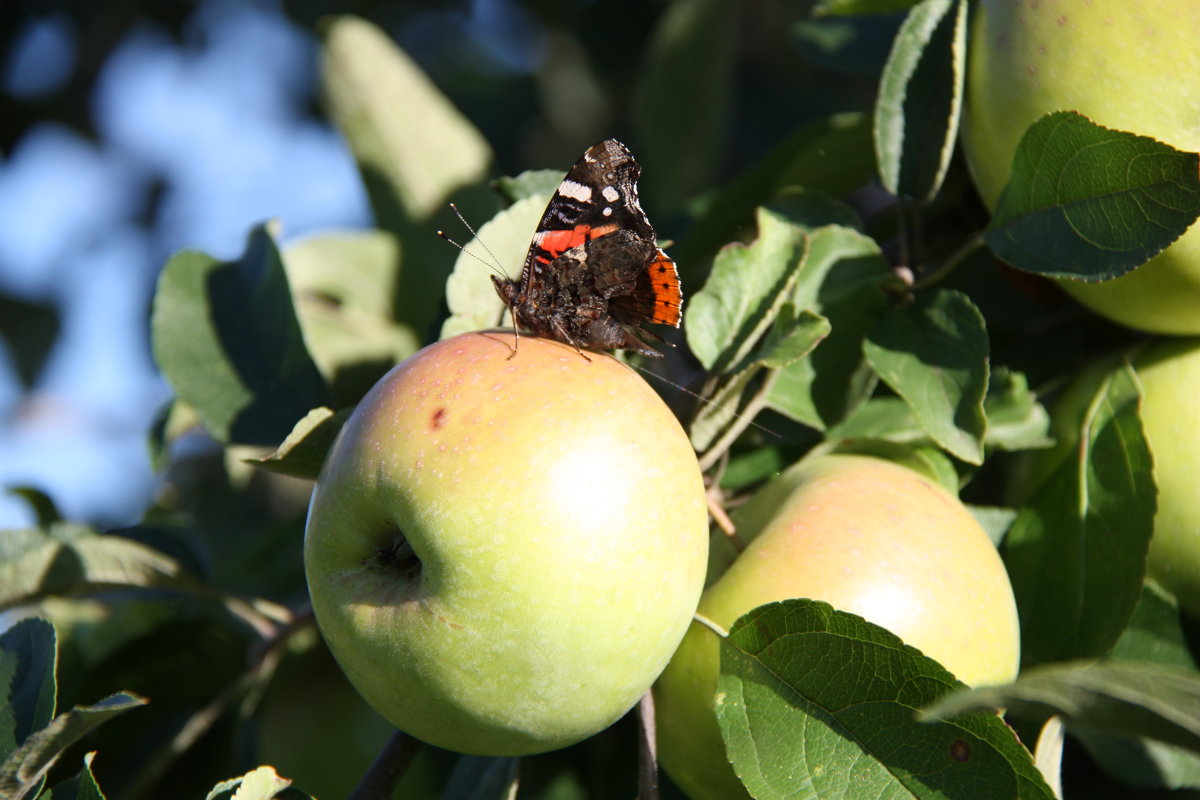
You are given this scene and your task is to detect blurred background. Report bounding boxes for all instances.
[0,0,893,531]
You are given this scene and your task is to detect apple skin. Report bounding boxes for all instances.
[654,454,1020,800]
[303,332,708,756]
[961,0,1200,334]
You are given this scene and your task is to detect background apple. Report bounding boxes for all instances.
[303,332,709,756]
[654,454,1021,800]
[961,0,1200,334]
[1023,338,1200,617]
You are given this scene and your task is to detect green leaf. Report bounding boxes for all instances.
[283,230,418,405]
[246,407,352,481]
[983,367,1052,451]
[0,525,207,611]
[632,0,736,213]
[923,661,1200,755]
[985,111,1200,280]
[0,692,145,800]
[44,752,106,800]
[874,0,967,201]
[1072,728,1200,791]
[690,308,830,453]
[439,756,519,800]
[205,766,313,800]
[968,505,1018,547]
[1072,584,1200,790]
[827,396,926,443]
[6,488,62,528]
[685,209,809,372]
[679,113,873,267]
[1003,364,1155,665]
[441,195,548,341]
[0,619,57,764]
[864,288,989,464]
[718,600,1055,800]
[1110,583,1198,670]
[321,16,491,223]
[493,169,566,204]
[815,0,920,14]
[151,225,330,446]
[766,223,891,430]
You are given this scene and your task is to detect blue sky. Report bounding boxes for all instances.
[0,0,371,527]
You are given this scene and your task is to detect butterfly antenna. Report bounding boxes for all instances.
[443,203,514,282]
[632,364,783,441]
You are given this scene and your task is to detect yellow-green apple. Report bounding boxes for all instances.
[961,0,1200,334]
[304,332,708,756]
[654,454,1020,800]
[1027,339,1200,616]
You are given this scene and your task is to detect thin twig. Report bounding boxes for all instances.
[348,730,423,800]
[696,371,780,474]
[124,606,313,800]
[913,232,986,289]
[637,691,659,800]
[706,488,744,552]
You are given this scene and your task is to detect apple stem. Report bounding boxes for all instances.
[693,613,730,639]
[636,691,660,800]
[348,729,422,800]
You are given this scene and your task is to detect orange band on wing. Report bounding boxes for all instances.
[534,223,620,260]
[646,250,683,326]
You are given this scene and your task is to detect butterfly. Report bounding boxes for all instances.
[491,139,683,359]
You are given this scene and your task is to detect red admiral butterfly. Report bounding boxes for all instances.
[492,139,683,359]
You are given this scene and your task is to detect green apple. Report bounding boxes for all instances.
[304,332,708,756]
[1028,339,1200,616]
[654,454,1020,800]
[961,0,1200,334]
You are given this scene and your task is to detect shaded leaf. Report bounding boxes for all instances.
[6,488,62,528]
[680,113,873,267]
[815,0,920,14]
[1073,727,1200,791]
[0,525,207,611]
[633,0,735,212]
[1110,583,1198,670]
[874,0,967,200]
[924,661,1200,755]
[0,693,145,800]
[767,223,891,429]
[440,756,519,800]
[985,111,1200,280]
[151,225,330,446]
[0,618,57,763]
[247,407,351,480]
[864,288,989,464]
[321,16,491,222]
[44,751,106,800]
[283,230,417,405]
[718,600,1055,800]
[968,505,1018,547]
[1003,364,1155,665]
[984,367,1052,451]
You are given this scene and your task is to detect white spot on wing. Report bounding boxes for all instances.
[558,180,592,202]
[602,207,613,216]
[601,185,620,202]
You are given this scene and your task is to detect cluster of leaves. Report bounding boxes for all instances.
[4,0,1200,798]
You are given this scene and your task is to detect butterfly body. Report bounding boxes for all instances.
[492,139,682,359]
